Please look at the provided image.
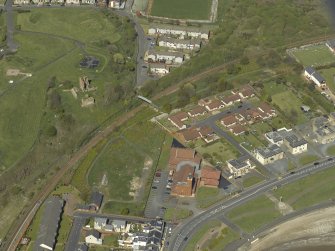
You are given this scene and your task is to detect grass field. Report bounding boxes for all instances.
[327,145,335,156]
[319,67,335,93]
[184,221,221,251]
[196,139,239,165]
[273,166,335,210]
[201,227,239,251]
[298,154,319,165]
[292,44,335,67]
[196,187,225,208]
[150,0,212,20]
[227,195,281,233]
[243,175,264,188]
[164,207,192,221]
[271,90,307,125]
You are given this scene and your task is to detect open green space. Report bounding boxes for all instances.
[298,154,319,165]
[184,221,221,251]
[164,207,192,221]
[271,90,307,125]
[227,195,281,233]
[327,145,335,156]
[151,0,212,20]
[273,166,335,210]
[196,187,225,208]
[319,67,335,93]
[243,175,264,188]
[201,227,239,251]
[292,44,335,67]
[196,139,239,166]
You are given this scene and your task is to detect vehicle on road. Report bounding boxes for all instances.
[152,186,157,189]
[142,65,148,68]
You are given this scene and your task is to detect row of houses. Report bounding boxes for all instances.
[157,37,201,51]
[148,25,210,40]
[14,0,123,8]
[220,102,277,136]
[168,145,221,197]
[147,50,185,65]
[167,85,256,131]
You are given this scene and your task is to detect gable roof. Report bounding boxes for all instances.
[221,114,238,126]
[90,192,103,208]
[188,105,207,116]
[201,166,221,180]
[180,128,200,141]
[87,229,101,239]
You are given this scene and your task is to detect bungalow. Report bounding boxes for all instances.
[188,105,207,117]
[198,126,216,143]
[284,134,308,155]
[199,166,221,187]
[227,156,255,178]
[222,94,241,106]
[255,144,284,165]
[85,230,102,245]
[168,111,188,130]
[198,98,212,107]
[230,124,246,136]
[238,86,255,99]
[180,128,200,142]
[304,66,326,87]
[149,63,170,75]
[147,50,184,64]
[205,99,224,112]
[258,103,276,118]
[158,37,201,50]
[326,39,335,53]
[221,114,239,127]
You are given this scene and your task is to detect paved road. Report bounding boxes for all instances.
[4,0,18,51]
[167,157,335,251]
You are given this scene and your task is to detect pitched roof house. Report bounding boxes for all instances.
[89,191,103,211]
[205,99,224,111]
[188,105,207,117]
[199,166,221,187]
[85,230,102,245]
[168,111,188,130]
[222,94,241,106]
[221,114,239,127]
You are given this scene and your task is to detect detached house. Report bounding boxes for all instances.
[205,99,224,112]
[255,144,284,165]
[168,111,188,130]
[284,134,308,155]
[304,66,326,87]
[85,230,102,245]
[221,114,239,127]
[222,94,241,106]
[188,105,207,117]
[227,156,255,178]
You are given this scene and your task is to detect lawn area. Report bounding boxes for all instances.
[16,8,121,45]
[227,195,281,233]
[164,207,192,221]
[151,0,212,20]
[271,90,307,125]
[327,145,335,156]
[184,221,221,251]
[243,175,264,188]
[196,187,225,208]
[201,227,239,251]
[319,67,335,93]
[156,135,173,170]
[292,44,335,67]
[298,154,319,165]
[196,139,240,165]
[273,166,335,210]
[88,110,165,208]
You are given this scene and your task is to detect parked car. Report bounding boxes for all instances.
[152,186,157,189]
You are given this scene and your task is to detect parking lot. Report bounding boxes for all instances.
[145,170,171,218]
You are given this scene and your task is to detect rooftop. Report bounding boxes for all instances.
[285,134,308,148]
[257,144,283,159]
[227,156,251,169]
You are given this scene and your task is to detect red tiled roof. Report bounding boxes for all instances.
[231,124,246,135]
[201,178,220,187]
[221,114,238,126]
[222,94,241,105]
[168,147,201,169]
[198,126,214,137]
[188,106,207,116]
[173,164,195,183]
[180,128,200,141]
[206,99,224,110]
[258,102,275,115]
[201,166,221,180]
[239,86,255,98]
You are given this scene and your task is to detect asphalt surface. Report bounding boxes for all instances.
[4,0,18,51]
[167,157,335,251]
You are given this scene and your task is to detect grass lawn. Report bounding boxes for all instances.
[184,221,221,251]
[271,90,307,124]
[327,145,335,156]
[164,207,192,221]
[292,44,335,67]
[16,8,121,45]
[151,0,212,20]
[243,175,264,188]
[273,166,335,210]
[103,234,119,247]
[57,215,72,244]
[196,187,225,208]
[156,135,173,170]
[227,195,281,233]
[298,154,319,165]
[196,139,239,165]
[201,227,239,251]
[319,67,335,93]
